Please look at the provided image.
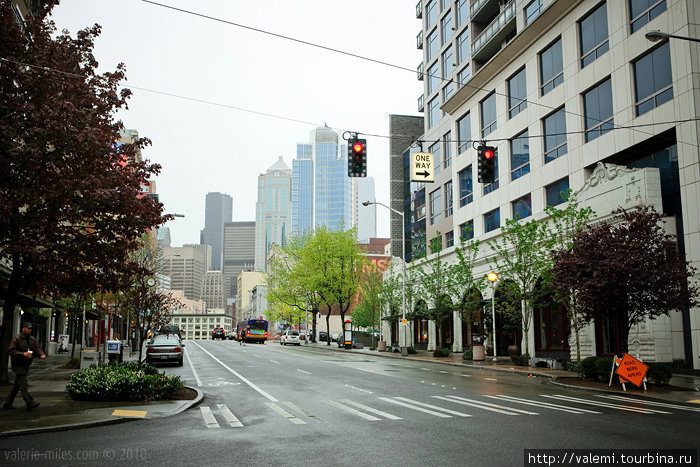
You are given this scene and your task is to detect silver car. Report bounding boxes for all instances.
[146,335,184,366]
[280,330,301,346]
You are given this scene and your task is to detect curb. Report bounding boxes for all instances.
[0,385,204,438]
[545,378,700,406]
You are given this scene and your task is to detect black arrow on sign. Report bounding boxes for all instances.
[416,171,430,177]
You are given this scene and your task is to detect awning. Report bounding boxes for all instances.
[0,294,54,309]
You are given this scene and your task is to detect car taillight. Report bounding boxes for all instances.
[246,331,250,336]
[173,347,182,353]
[147,347,154,353]
[264,331,268,337]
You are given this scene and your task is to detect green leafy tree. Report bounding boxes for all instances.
[0,3,169,381]
[446,232,484,347]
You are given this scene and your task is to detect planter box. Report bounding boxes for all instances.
[472,345,485,361]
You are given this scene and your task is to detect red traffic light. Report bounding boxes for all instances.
[353,142,364,153]
[484,149,495,159]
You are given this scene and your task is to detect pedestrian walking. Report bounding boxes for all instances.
[3,322,46,410]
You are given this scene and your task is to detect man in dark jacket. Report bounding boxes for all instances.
[3,322,46,410]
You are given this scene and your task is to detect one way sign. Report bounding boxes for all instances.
[410,152,434,183]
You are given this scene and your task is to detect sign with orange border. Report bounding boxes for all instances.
[615,353,648,387]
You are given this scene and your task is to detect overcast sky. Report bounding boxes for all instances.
[50,0,422,247]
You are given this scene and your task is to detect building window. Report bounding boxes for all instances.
[630,0,666,33]
[480,92,497,137]
[430,141,441,175]
[584,78,614,142]
[634,42,673,116]
[442,46,454,82]
[540,38,563,96]
[428,97,441,128]
[445,230,454,248]
[440,0,449,11]
[427,61,439,95]
[456,0,468,28]
[458,166,473,207]
[443,82,455,103]
[426,0,437,28]
[543,108,567,163]
[441,10,453,44]
[545,177,570,206]
[510,130,530,181]
[484,208,500,233]
[483,149,499,195]
[512,194,532,220]
[525,0,543,25]
[444,180,453,218]
[429,188,443,225]
[458,65,471,87]
[580,2,609,68]
[457,29,469,65]
[508,67,527,119]
[460,220,474,240]
[427,29,438,62]
[443,131,452,168]
[457,112,471,154]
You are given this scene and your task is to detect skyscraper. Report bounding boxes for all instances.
[254,157,292,272]
[222,221,255,305]
[291,126,353,236]
[200,192,232,271]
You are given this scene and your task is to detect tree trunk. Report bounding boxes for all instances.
[325,307,331,346]
[521,299,529,357]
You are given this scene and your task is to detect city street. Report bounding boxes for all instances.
[0,340,698,466]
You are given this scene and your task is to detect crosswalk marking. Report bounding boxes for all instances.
[379,397,452,418]
[283,401,325,423]
[541,394,672,414]
[297,369,311,375]
[339,399,402,420]
[596,395,700,413]
[217,404,244,427]
[485,395,600,414]
[435,395,538,415]
[266,402,307,424]
[392,397,472,417]
[325,400,381,421]
[200,406,220,428]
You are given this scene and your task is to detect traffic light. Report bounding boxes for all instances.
[347,138,367,177]
[477,144,496,184]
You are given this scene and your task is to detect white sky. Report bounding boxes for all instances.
[50,0,423,247]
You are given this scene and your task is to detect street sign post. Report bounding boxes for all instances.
[410,152,434,182]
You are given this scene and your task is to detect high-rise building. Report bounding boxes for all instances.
[222,221,255,305]
[401,0,700,367]
[201,192,232,271]
[201,270,225,310]
[291,126,353,236]
[355,177,377,244]
[255,157,292,272]
[161,245,209,302]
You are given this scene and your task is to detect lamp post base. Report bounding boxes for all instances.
[401,346,408,356]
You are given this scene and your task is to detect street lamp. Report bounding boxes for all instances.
[487,272,498,362]
[362,200,408,354]
[645,30,700,43]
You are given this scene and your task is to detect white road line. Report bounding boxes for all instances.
[345,384,373,394]
[438,371,449,374]
[485,377,498,381]
[436,396,538,415]
[340,399,402,420]
[191,341,278,402]
[378,397,453,418]
[297,369,311,375]
[325,400,381,421]
[184,347,202,387]
[596,395,700,412]
[421,368,431,371]
[218,404,244,427]
[200,406,220,428]
[265,402,306,424]
[541,395,671,414]
[486,395,599,414]
[283,402,325,423]
[270,360,280,365]
[393,397,472,417]
[460,374,471,377]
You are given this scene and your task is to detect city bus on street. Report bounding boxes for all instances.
[237,319,268,343]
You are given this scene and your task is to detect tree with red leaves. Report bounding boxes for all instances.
[551,205,698,355]
[0,1,169,382]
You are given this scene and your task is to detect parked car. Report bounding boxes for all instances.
[146,335,184,366]
[318,331,328,342]
[331,333,340,342]
[212,327,226,340]
[280,330,301,346]
[228,330,237,340]
[158,325,182,340]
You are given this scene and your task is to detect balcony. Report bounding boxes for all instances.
[417,30,423,49]
[417,62,424,81]
[416,0,422,19]
[471,0,516,62]
[470,0,500,24]
[418,94,424,112]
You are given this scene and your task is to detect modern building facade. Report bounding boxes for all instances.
[201,270,225,310]
[291,126,353,236]
[255,157,292,272]
[392,0,700,368]
[161,245,209,302]
[222,221,256,305]
[201,192,233,271]
[236,271,266,323]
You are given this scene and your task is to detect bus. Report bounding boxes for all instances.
[237,319,269,343]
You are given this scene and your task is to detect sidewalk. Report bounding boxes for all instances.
[0,349,202,438]
[1,342,698,437]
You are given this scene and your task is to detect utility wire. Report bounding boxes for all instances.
[140,0,698,150]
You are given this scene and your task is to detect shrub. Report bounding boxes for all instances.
[407,346,417,355]
[66,362,183,402]
[462,349,473,361]
[510,353,530,366]
[580,356,598,379]
[563,360,582,376]
[594,357,615,382]
[433,347,452,358]
[646,363,673,385]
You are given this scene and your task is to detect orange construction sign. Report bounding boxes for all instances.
[615,353,648,387]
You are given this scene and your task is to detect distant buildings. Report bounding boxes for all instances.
[222,221,255,307]
[255,157,292,272]
[355,177,377,244]
[200,192,232,271]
